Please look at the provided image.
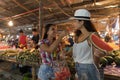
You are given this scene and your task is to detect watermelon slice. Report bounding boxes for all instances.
[90,34,113,52]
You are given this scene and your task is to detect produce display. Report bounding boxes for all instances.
[0,42,10,50]
[0,49,18,59]
[16,49,40,65]
[0,49,41,66]
[0,46,10,49]
[100,50,120,67]
[0,44,119,79]
[100,50,120,77]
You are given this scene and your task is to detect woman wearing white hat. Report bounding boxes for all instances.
[71,9,106,80]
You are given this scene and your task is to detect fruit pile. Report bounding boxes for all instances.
[16,49,40,64]
[100,50,120,67]
[0,50,18,59]
[0,46,10,49]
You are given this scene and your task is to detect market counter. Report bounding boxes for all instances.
[105,74,120,80]
[0,49,40,80]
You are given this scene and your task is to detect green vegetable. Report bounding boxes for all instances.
[114,56,120,67]
[100,57,108,67]
[22,73,32,80]
[104,56,114,65]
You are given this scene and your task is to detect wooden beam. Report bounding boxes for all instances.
[50,0,71,17]
[0,8,39,21]
[12,0,38,18]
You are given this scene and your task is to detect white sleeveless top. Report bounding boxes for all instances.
[73,40,94,64]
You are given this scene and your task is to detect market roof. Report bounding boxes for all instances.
[0,0,120,34]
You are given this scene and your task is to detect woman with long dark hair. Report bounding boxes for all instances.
[71,9,106,80]
[37,24,66,80]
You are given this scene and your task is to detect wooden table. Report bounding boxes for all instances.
[0,57,40,80]
[104,74,120,80]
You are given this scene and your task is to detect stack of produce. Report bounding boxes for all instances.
[100,50,120,67]
[0,50,18,59]
[16,49,40,65]
[0,42,10,50]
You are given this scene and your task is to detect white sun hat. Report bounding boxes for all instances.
[70,9,91,20]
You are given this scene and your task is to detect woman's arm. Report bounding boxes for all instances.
[93,47,107,58]
[93,46,107,67]
[40,31,67,53]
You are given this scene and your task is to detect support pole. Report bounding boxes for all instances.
[32,0,43,80]
[32,66,36,80]
[38,0,43,39]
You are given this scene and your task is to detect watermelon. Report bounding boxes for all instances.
[113,50,120,56]
[109,51,119,58]
[109,52,116,58]
[90,34,113,52]
[104,56,114,65]
[100,57,108,67]
[114,56,120,67]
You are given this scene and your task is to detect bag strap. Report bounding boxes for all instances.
[87,32,94,47]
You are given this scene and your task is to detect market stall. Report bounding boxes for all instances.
[0,48,40,80]
[0,0,120,80]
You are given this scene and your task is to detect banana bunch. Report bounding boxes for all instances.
[16,49,40,64]
[0,51,7,59]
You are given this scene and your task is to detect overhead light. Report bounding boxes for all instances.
[28,27,32,30]
[95,0,115,6]
[95,2,102,5]
[8,20,14,26]
[3,36,5,38]
[104,5,118,8]
[70,32,75,36]
[100,21,107,24]
[16,35,19,38]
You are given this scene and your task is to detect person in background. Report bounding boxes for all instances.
[18,29,31,74]
[18,29,27,49]
[37,24,67,80]
[104,33,112,43]
[70,9,107,80]
[31,28,39,49]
